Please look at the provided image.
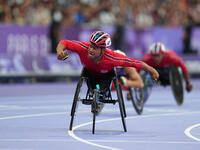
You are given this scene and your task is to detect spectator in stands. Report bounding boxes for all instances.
[0,0,200,28]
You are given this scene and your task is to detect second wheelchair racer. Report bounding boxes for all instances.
[141,42,193,103]
[142,42,193,91]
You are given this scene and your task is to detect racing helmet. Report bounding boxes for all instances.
[90,31,111,48]
[149,42,166,55]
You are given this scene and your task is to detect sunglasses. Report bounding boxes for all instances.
[89,44,98,50]
[89,42,104,50]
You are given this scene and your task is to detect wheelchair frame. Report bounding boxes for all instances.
[69,68,127,134]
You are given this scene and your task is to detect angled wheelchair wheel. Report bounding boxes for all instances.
[169,65,184,106]
[113,77,127,132]
[119,83,127,118]
[139,70,153,104]
[69,78,83,130]
[129,87,144,115]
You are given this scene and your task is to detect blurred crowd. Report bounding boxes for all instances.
[0,0,200,28]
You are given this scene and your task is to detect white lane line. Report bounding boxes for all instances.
[89,139,200,144]
[68,121,122,150]
[0,109,102,120]
[0,108,130,120]
[0,110,121,150]
[1,110,200,149]
[0,112,66,120]
[0,139,199,144]
[0,149,32,150]
[0,94,70,99]
[0,105,68,111]
[185,123,200,142]
[69,111,200,150]
[0,139,75,142]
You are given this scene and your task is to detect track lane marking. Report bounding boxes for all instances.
[69,111,200,150]
[0,139,199,144]
[1,110,200,149]
[185,123,200,142]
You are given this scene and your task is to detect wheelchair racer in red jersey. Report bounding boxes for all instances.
[57,31,158,113]
[142,42,193,92]
[141,42,193,103]
[57,31,159,87]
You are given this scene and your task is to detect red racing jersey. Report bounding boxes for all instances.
[142,50,188,75]
[60,40,143,75]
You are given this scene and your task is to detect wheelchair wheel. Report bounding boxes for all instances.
[114,78,127,132]
[92,89,98,134]
[139,70,153,104]
[169,65,184,105]
[69,78,83,130]
[129,87,144,115]
[119,84,127,118]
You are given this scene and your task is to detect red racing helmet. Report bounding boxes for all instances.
[89,31,111,48]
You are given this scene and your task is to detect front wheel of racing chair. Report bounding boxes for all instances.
[169,65,184,105]
[91,85,103,134]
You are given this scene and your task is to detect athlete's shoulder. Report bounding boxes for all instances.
[104,48,127,60]
[104,48,115,57]
[164,50,183,64]
[142,53,151,61]
[165,50,179,58]
[105,48,113,54]
[165,50,177,55]
[72,40,89,47]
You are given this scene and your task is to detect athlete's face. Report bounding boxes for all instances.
[152,53,164,64]
[88,43,103,61]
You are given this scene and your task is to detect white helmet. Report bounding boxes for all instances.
[114,50,126,56]
[149,42,166,55]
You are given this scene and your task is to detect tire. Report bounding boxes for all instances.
[169,65,184,105]
[140,70,153,104]
[129,87,144,115]
[69,78,83,130]
[115,79,127,132]
[92,89,98,134]
[119,84,127,118]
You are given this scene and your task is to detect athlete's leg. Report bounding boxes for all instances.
[156,67,170,86]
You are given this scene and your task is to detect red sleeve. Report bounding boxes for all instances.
[105,50,143,71]
[167,52,188,74]
[59,40,89,54]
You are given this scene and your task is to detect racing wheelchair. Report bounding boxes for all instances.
[69,68,127,134]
